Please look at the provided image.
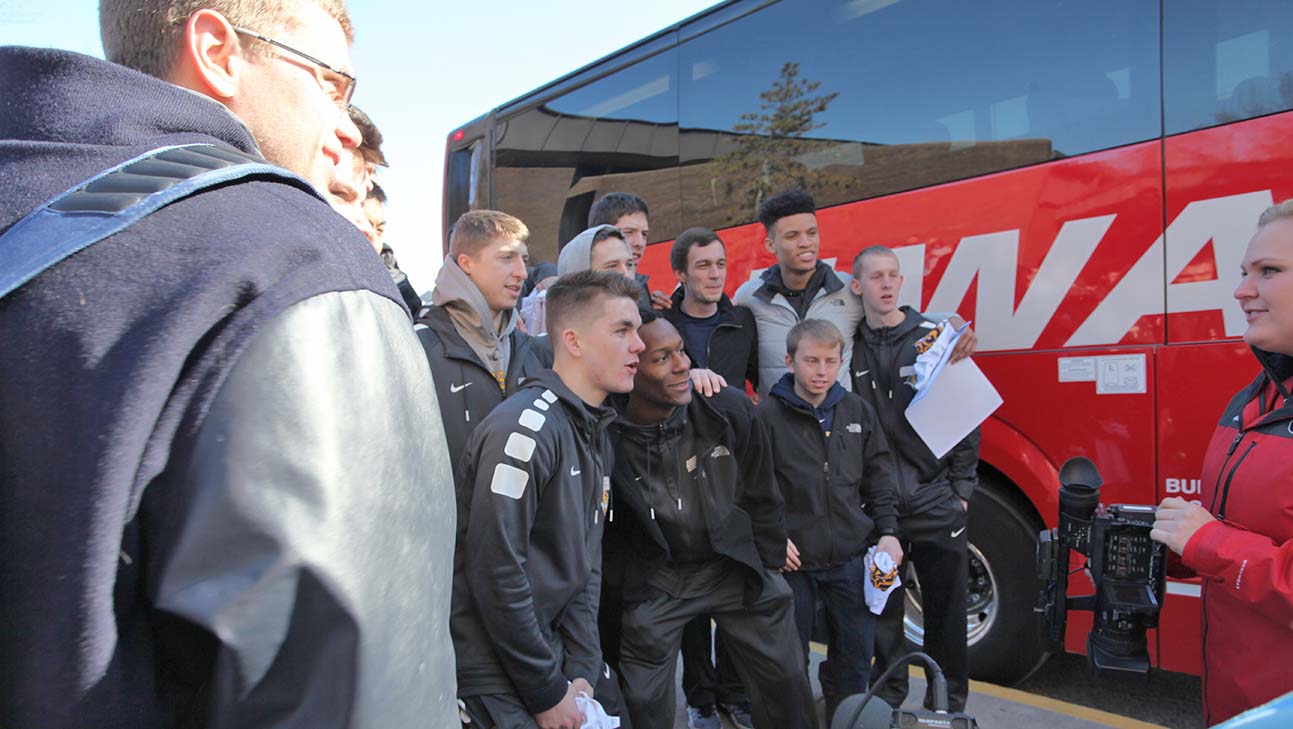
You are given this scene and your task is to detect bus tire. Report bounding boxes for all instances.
[901,475,1048,685]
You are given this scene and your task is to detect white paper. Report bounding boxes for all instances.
[1058,357,1097,382]
[1095,354,1146,394]
[905,358,1003,459]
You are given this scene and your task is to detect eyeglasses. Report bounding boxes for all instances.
[233,26,356,110]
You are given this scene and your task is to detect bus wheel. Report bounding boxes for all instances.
[901,477,1048,685]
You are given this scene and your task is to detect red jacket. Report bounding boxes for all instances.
[1184,348,1293,726]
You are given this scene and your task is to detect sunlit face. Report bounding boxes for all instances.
[327,149,377,249]
[569,295,646,398]
[633,319,693,410]
[362,196,386,244]
[851,251,903,317]
[590,236,636,280]
[459,236,529,313]
[765,212,820,278]
[1235,217,1293,355]
[786,335,843,401]
[678,240,727,305]
[232,3,361,191]
[614,211,650,262]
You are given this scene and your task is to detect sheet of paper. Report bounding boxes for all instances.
[905,357,1003,459]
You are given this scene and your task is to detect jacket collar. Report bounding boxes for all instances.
[754,261,842,304]
[526,369,616,437]
[1253,347,1293,400]
[858,305,924,343]
[769,373,847,415]
[666,287,735,322]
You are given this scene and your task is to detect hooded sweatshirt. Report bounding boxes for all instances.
[431,258,515,387]
[759,374,899,570]
[556,225,651,307]
[558,224,623,276]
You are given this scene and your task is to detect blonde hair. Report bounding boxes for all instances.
[449,210,530,259]
[1258,199,1293,228]
[787,319,846,358]
[100,0,354,80]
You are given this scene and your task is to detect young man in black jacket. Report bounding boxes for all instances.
[417,210,547,485]
[664,226,761,394]
[608,311,813,729]
[757,319,903,725]
[454,271,645,729]
[661,227,760,728]
[850,246,982,713]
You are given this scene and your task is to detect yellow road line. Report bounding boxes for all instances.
[807,642,1165,729]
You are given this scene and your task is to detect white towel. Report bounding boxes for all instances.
[576,691,621,729]
[864,546,902,615]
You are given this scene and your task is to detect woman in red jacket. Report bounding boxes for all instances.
[1152,200,1293,726]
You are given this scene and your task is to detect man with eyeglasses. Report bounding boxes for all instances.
[0,2,457,728]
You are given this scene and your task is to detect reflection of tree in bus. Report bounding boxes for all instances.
[711,62,854,224]
[1214,72,1293,126]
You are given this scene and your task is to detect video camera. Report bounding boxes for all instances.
[1035,456,1167,677]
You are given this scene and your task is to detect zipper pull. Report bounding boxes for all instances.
[1227,431,1243,456]
[677,498,683,510]
[594,510,599,524]
[650,507,656,520]
[609,509,614,522]
[823,461,829,474]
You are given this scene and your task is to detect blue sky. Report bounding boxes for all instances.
[0,0,716,289]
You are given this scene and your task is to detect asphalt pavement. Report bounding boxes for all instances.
[663,647,1203,728]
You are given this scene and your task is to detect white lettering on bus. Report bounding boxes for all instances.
[925,216,1115,350]
[1165,478,1202,495]
[1067,191,1271,346]
[904,190,1272,349]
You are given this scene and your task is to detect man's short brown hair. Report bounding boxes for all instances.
[448,210,529,260]
[100,0,355,81]
[349,106,387,168]
[546,270,643,340]
[787,319,846,358]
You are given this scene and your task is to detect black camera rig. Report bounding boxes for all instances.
[1036,456,1167,677]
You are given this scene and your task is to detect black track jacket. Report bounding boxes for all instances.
[758,375,900,570]
[452,370,615,713]
[416,305,546,483]
[606,387,787,603]
[852,307,981,519]
[663,288,761,390]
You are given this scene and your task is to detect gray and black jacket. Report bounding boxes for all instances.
[452,370,615,713]
[758,374,899,570]
[663,287,760,390]
[733,261,864,396]
[606,387,787,603]
[0,47,457,729]
[851,306,981,520]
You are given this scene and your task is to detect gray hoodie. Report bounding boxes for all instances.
[431,260,515,384]
[556,224,625,275]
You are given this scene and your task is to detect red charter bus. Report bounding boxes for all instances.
[443,0,1293,683]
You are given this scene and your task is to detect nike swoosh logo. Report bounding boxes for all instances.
[604,663,611,680]
[450,382,472,393]
[951,527,966,538]
[856,370,869,377]
[570,466,581,476]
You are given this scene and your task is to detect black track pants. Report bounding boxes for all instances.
[870,503,969,712]
[619,567,813,729]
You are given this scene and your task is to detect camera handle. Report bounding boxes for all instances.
[831,651,949,729]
